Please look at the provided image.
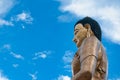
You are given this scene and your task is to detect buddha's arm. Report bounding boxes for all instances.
[72,36,101,80]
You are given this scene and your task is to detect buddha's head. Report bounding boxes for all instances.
[73,17,101,48]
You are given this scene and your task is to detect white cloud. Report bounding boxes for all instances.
[62,50,74,72]
[29,72,37,80]
[63,50,74,63]
[0,0,14,17]
[14,11,33,24]
[10,52,24,60]
[3,44,11,50]
[0,44,11,53]
[0,0,33,28]
[9,11,34,28]
[57,75,71,80]
[0,19,13,26]
[32,51,52,60]
[58,0,120,44]
[0,0,14,27]
[0,44,24,60]
[0,71,9,80]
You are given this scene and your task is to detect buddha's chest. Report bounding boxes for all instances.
[72,53,81,75]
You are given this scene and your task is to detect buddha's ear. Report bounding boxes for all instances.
[84,23,92,37]
[84,23,91,31]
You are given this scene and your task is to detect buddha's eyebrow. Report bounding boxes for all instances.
[74,29,79,31]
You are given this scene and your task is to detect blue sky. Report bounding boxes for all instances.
[0,0,120,80]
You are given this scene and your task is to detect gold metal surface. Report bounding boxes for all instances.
[72,23,108,80]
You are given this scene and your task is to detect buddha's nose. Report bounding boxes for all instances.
[73,37,77,43]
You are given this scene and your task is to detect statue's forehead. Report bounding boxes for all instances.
[75,23,84,30]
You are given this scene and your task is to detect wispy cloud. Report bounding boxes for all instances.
[57,75,71,80]
[0,0,33,28]
[0,44,24,69]
[10,11,34,29]
[0,71,9,80]
[10,52,24,60]
[2,44,11,50]
[0,44,11,53]
[0,0,15,17]
[0,19,13,26]
[29,72,37,80]
[62,50,74,72]
[32,51,52,60]
[0,0,15,27]
[63,50,74,63]
[0,44,25,60]
[12,11,33,24]
[58,0,120,44]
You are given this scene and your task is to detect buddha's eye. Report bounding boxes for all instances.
[74,30,79,35]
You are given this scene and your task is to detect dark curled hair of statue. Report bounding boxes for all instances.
[74,17,102,41]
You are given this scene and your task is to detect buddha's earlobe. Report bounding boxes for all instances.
[87,29,91,38]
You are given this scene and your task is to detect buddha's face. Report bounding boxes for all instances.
[73,23,88,48]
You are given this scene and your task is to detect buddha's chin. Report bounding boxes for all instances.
[76,41,81,48]
[76,39,84,48]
